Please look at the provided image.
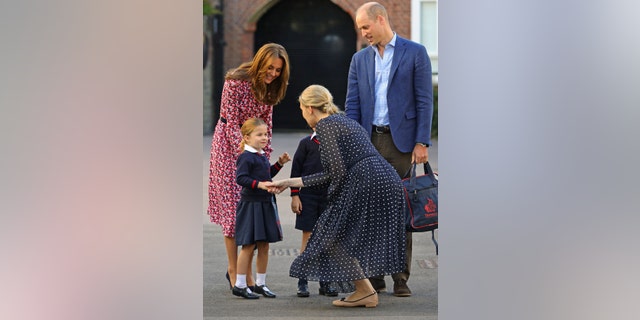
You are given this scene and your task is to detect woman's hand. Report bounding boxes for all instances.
[265,178,303,193]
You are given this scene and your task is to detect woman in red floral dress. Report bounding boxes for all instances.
[208,43,290,290]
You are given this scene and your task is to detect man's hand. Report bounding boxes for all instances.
[412,144,429,164]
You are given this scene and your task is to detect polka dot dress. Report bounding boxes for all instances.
[289,114,406,292]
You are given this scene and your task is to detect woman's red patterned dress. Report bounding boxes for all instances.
[208,79,273,237]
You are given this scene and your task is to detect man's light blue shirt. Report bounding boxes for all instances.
[372,33,396,126]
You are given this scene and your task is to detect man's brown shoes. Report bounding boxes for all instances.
[393,279,412,297]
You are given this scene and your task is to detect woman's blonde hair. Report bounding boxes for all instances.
[238,117,267,153]
[226,43,290,106]
[298,84,342,115]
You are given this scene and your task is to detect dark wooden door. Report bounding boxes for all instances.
[255,0,356,130]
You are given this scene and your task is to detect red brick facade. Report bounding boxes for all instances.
[222,0,411,72]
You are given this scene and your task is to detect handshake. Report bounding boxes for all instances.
[259,178,302,194]
[264,180,286,194]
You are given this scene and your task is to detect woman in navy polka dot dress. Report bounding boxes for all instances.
[267,85,406,308]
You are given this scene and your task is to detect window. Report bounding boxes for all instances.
[411,0,438,74]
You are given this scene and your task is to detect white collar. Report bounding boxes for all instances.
[244,145,265,154]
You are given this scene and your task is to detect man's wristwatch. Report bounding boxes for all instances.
[416,142,428,147]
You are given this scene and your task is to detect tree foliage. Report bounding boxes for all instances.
[203,0,221,16]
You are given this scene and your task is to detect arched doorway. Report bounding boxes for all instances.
[255,0,356,130]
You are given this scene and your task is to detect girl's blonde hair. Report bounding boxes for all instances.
[298,84,342,115]
[226,43,290,106]
[238,117,267,153]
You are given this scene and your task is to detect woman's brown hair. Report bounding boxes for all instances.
[225,43,290,106]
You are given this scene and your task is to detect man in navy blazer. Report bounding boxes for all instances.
[345,2,434,297]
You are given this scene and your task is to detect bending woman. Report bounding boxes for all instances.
[267,85,406,308]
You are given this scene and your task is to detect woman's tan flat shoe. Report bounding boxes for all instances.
[332,292,378,308]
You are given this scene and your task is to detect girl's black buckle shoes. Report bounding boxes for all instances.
[253,285,276,298]
[232,286,260,299]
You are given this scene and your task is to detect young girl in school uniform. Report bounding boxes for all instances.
[289,128,337,298]
[233,117,290,299]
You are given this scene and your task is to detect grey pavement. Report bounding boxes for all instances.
[203,131,438,319]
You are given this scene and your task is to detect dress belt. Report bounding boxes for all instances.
[372,125,391,134]
[219,117,241,128]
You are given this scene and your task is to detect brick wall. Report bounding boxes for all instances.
[202,0,412,133]
[222,0,411,73]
